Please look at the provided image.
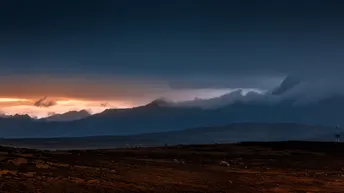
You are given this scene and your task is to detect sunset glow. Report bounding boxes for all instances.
[0,98,30,102]
[0,97,136,118]
[0,73,256,118]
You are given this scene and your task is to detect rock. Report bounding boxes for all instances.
[173,159,180,164]
[220,161,230,167]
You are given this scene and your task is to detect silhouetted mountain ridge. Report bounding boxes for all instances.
[42,110,90,122]
[0,114,32,120]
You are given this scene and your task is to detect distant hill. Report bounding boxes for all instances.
[0,123,336,150]
[42,110,90,122]
[0,114,32,120]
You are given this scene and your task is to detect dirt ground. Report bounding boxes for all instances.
[1,141,344,192]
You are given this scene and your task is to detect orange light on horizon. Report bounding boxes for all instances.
[0,97,138,118]
[0,98,30,102]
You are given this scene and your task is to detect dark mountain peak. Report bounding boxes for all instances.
[79,109,91,115]
[89,99,177,119]
[44,110,91,122]
[0,114,33,120]
[145,98,172,108]
[272,75,303,95]
[66,110,90,116]
[12,114,31,119]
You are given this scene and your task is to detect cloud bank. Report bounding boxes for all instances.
[172,75,344,109]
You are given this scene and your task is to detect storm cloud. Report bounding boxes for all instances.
[174,76,344,108]
[0,0,343,89]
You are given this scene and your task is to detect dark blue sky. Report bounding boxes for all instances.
[0,0,344,89]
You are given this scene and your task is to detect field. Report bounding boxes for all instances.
[1,141,344,192]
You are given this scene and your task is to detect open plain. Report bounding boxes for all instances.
[1,141,344,192]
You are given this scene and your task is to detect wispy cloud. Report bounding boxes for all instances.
[100,102,109,107]
[33,97,56,108]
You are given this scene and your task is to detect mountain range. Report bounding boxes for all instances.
[41,110,91,122]
[0,75,344,139]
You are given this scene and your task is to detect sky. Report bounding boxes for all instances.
[0,0,344,117]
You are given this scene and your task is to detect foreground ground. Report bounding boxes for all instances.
[1,141,344,192]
